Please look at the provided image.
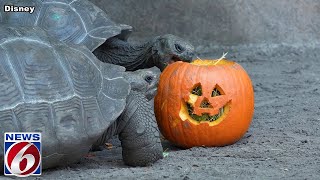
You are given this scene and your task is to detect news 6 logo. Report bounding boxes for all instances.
[4,132,41,177]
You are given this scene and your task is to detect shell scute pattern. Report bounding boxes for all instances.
[0,0,122,51]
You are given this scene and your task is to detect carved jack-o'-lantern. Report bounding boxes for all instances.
[154,59,254,148]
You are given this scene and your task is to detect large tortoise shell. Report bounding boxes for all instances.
[0,25,130,168]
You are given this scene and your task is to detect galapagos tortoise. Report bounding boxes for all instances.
[0,0,195,71]
[0,25,163,169]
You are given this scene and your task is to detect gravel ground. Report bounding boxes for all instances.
[2,43,320,180]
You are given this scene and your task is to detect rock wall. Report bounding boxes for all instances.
[90,0,320,46]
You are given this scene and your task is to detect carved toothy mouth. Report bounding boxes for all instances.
[178,85,231,126]
[179,101,230,126]
[186,103,225,122]
[179,102,230,126]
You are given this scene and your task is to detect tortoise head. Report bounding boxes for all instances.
[123,67,161,100]
[152,34,195,71]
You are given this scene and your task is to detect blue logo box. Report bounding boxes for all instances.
[4,132,41,177]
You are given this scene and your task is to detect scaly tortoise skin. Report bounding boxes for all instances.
[0,25,163,169]
[0,0,195,71]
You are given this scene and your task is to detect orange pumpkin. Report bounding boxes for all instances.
[154,59,254,148]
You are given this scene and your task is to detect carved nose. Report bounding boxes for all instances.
[200,98,213,108]
[193,96,215,116]
[193,95,229,116]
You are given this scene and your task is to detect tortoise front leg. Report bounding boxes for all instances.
[117,91,163,166]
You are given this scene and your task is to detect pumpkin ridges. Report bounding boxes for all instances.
[157,62,179,142]
[222,64,243,145]
[157,62,185,145]
[192,63,202,146]
[182,62,197,146]
[171,63,186,145]
[206,66,229,144]
[204,65,224,146]
[183,63,193,146]
[223,64,253,145]
[163,64,174,142]
[195,64,205,146]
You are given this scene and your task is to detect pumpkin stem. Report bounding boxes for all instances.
[214,52,228,65]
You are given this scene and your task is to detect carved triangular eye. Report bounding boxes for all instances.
[191,84,202,96]
[211,85,224,97]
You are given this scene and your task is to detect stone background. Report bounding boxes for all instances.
[90,0,320,46]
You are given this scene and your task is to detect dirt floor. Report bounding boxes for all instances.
[4,43,320,179]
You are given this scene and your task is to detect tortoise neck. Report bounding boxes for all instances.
[93,37,156,71]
